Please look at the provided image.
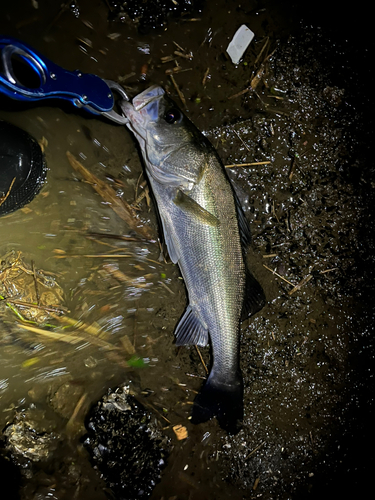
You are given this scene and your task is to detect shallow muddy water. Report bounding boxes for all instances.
[0,1,374,499]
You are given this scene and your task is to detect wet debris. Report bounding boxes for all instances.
[226,24,255,65]
[2,406,60,464]
[66,151,154,240]
[0,247,153,358]
[172,424,188,440]
[0,250,66,324]
[84,385,170,499]
[107,0,204,32]
[0,400,107,499]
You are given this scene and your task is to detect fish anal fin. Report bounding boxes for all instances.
[175,306,209,347]
[241,268,266,321]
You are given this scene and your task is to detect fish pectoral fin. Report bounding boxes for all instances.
[175,306,209,347]
[173,190,220,227]
[241,267,266,320]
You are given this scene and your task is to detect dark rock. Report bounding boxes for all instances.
[83,385,170,499]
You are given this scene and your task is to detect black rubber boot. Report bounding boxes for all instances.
[0,120,46,216]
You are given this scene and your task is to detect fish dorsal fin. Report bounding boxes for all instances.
[241,267,266,320]
[232,188,252,249]
[173,190,220,227]
[175,306,209,347]
[230,186,265,317]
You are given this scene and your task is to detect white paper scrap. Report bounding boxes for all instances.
[226,24,255,65]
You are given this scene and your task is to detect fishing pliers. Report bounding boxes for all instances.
[0,36,129,124]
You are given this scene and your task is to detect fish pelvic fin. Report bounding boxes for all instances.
[191,372,243,435]
[175,305,209,347]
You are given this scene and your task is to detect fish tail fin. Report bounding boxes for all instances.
[191,372,243,434]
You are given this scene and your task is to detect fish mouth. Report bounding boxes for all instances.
[120,85,165,137]
[132,85,165,111]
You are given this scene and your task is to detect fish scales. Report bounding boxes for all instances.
[150,153,244,370]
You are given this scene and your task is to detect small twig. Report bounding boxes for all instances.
[202,67,210,86]
[173,40,185,52]
[5,298,67,314]
[86,233,140,242]
[146,402,171,424]
[158,281,175,295]
[165,67,193,75]
[54,253,132,258]
[50,313,101,336]
[254,37,269,66]
[31,260,40,305]
[169,74,187,108]
[225,161,271,168]
[185,372,207,380]
[228,87,251,100]
[320,267,338,274]
[250,66,266,90]
[161,55,175,63]
[289,156,298,181]
[103,263,133,283]
[272,200,280,223]
[251,47,277,90]
[133,185,150,206]
[134,171,144,201]
[174,50,193,60]
[0,177,16,207]
[253,477,260,491]
[245,440,266,460]
[66,393,88,435]
[117,72,136,83]
[229,47,277,99]
[17,323,83,344]
[288,274,313,295]
[232,127,251,153]
[195,345,208,374]
[263,264,294,286]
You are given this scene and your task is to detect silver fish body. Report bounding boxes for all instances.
[121,86,265,433]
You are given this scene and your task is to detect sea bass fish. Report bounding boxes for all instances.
[121,86,265,433]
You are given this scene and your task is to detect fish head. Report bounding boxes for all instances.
[121,85,207,188]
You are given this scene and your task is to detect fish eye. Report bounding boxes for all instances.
[164,108,181,124]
